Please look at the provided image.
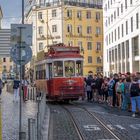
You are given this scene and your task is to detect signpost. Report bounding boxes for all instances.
[10,24,32,140]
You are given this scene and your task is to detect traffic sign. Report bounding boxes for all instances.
[10,43,32,65]
[11,24,32,46]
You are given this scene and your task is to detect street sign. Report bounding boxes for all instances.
[10,43,32,65]
[11,24,32,46]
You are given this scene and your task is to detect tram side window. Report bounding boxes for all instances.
[76,61,83,76]
[36,70,46,79]
[53,61,63,77]
[65,60,75,77]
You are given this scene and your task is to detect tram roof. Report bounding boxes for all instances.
[44,44,83,59]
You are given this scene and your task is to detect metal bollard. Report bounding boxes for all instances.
[28,88,30,100]
[28,118,36,140]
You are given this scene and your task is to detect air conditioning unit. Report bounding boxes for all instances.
[40,34,45,38]
[39,19,44,22]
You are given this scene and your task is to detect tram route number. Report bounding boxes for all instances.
[83,124,140,131]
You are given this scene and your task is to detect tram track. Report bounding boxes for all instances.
[63,103,121,140]
[62,105,85,140]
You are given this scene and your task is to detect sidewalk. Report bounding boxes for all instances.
[1,86,38,140]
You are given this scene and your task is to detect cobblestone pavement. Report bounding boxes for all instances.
[1,87,38,140]
[64,105,117,140]
[74,100,140,140]
[48,100,140,140]
[48,104,81,140]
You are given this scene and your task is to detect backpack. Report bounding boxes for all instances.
[116,82,122,93]
[108,79,115,92]
[130,83,139,97]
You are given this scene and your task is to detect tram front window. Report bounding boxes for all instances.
[65,60,75,77]
[76,61,83,76]
[53,61,63,77]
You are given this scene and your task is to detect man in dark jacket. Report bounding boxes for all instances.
[85,71,94,101]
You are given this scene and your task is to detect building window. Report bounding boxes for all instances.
[87,42,92,50]
[88,56,92,63]
[78,41,83,52]
[67,10,72,18]
[95,12,100,21]
[3,58,6,62]
[77,11,82,19]
[111,32,113,43]
[38,26,43,34]
[86,11,91,19]
[10,58,12,62]
[52,9,57,17]
[96,42,101,51]
[122,24,124,37]
[130,0,133,5]
[115,29,116,41]
[125,0,127,9]
[77,25,82,34]
[118,26,120,39]
[114,11,116,19]
[38,12,43,19]
[52,25,57,32]
[67,24,72,33]
[111,14,113,22]
[126,21,128,35]
[136,13,139,29]
[131,17,133,32]
[97,57,101,63]
[121,4,123,13]
[87,26,92,34]
[117,7,119,16]
[68,41,73,46]
[10,65,12,70]
[39,42,43,50]
[96,27,101,35]
[109,34,111,44]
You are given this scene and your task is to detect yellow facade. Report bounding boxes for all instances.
[62,6,103,76]
[26,5,103,76]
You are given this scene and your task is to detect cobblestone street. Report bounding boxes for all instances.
[1,86,38,140]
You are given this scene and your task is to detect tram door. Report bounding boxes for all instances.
[46,63,53,95]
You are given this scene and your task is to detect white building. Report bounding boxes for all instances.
[103,0,140,76]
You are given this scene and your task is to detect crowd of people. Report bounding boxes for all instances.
[85,71,140,117]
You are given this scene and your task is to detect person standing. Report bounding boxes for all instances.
[0,79,3,102]
[22,77,29,101]
[130,76,140,117]
[13,77,20,102]
[85,71,94,102]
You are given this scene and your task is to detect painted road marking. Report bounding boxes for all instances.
[84,124,140,132]
[107,125,115,130]
[115,125,125,130]
[98,139,116,140]
[130,124,140,130]
[83,125,101,131]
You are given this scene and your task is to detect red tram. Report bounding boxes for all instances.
[35,44,84,101]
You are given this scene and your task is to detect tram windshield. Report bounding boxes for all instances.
[65,60,75,77]
[53,61,63,77]
[53,60,83,77]
[76,61,83,76]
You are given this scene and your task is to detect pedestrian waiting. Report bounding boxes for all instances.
[13,76,20,102]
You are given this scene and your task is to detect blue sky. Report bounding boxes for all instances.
[0,0,22,28]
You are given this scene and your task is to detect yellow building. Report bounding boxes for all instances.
[25,1,103,76]
[62,6,103,75]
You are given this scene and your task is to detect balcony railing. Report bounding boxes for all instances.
[45,1,102,9]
